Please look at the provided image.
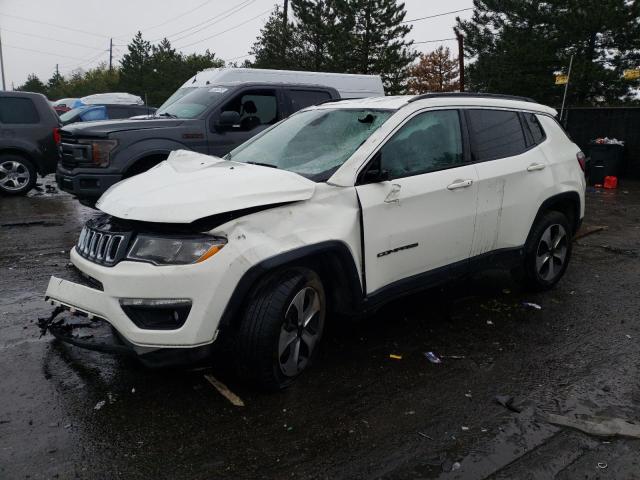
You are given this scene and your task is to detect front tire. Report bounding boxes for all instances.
[0,155,37,196]
[235,268,326,391]
[523,211,572,291]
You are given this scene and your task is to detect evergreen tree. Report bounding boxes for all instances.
[250,6,297,69]
[347,0,416,93]
[457,0,640,105]
[46,69,67,99]
[407,46,459,93]
[119,31,153,100]
[16,74,48,95]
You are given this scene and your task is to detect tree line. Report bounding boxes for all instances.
[17,0,640,107]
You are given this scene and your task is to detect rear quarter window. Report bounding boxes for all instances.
[523,112,546,144]
[467,109,527,161]
[0,97,40,124]
[289,90,332,112]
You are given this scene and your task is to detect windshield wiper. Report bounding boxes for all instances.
[246,161,278,169]
[156,112,178,118]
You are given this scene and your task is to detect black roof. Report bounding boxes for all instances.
[408,92,537,103]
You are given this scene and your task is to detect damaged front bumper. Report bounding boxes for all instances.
[40,309,216,368]
[43,247,243,365]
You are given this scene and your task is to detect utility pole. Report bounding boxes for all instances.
[559,54,574,125]
[0,28,6,91]
[55,63,59,77]
[454,27,464,92]
[282,0,289,61]
[109,38,113,70]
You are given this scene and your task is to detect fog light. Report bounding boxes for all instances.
[120,298,191,330]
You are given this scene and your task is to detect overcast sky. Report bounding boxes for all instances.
[0,0,473,90]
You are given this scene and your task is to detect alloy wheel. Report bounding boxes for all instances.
[0,160,31,191]
[535,223,568,281]
[278,287,323,377]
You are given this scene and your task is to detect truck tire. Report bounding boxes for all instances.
[0,154,37,196]
[235,268,326,391]
[523,211,572,291]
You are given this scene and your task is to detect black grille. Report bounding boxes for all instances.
[76,218,132,266]
[60,131,92,170]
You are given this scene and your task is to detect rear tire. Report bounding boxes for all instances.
[523,211,572,291]
[234,268,326,391]
[0,154,37,196]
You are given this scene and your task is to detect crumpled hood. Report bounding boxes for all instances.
[96,150,316,223]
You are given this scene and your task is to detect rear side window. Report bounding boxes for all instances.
[289,90,332,112]
[522,112,546,144]
[80,107,107,122]
[467,109,527,161]
[0,97,40,124]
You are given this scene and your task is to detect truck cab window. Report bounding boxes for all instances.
[221,90,278,131]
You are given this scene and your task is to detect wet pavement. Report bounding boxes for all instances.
[1,177,639,479]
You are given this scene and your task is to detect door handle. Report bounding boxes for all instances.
[527,163,546,172]
[384,183,401,203]
[447,179,473,190]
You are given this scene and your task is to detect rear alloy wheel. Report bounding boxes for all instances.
[523,211,572,290]
[0,155,36,195]
[235,268,326,390]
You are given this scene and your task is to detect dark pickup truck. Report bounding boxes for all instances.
[57,82,340,205]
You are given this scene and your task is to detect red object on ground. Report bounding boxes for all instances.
[604,176,618,189]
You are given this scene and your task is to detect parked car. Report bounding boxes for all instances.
[52,98,80,115]
[59,104,156,126]
[0,91,61,195]
[56,67,384,205]
[45,93,586,389]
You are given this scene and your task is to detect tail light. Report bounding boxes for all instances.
[576,151,586,172]
[53,128,61,146]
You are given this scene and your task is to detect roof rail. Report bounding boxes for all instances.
[407,92,537,103]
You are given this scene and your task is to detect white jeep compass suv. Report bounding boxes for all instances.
[45,93,586,389]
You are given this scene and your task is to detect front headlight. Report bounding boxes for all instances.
[79,139,118,167]
[126,235,227,265]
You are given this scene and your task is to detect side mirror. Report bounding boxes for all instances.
[362,167,390,183]
[216,111,241,130]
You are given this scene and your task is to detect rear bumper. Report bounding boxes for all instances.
[56,166,122,199]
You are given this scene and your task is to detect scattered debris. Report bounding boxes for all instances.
[94,400,106,411]
[625,334,632,339]
[540,413,640,439]
[502,288,511,294]
[522,302,542,310]
[461,426,469,431]
[452,462,461,471]
[131,388,136,394]
[442,355,465,360]
[573,225,608,241]
[597,462,608,469]
[389,354,402,360]
[417,432,433,440]
[404,411,415,415]
[494,395,522,413]
[204,374,245,407]
[486,320,494,326]
[424,352,442,364]
[465,393,472,399]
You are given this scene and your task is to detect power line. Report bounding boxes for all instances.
[135,0,212,33]
[1,28,105,51]
[0,12,111,39]
[413,38,457,44]
[402,7,473,24]
[157,0,256,43]
[61,50,109,71]
[176,8,272,49]
[3,44,90,61]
